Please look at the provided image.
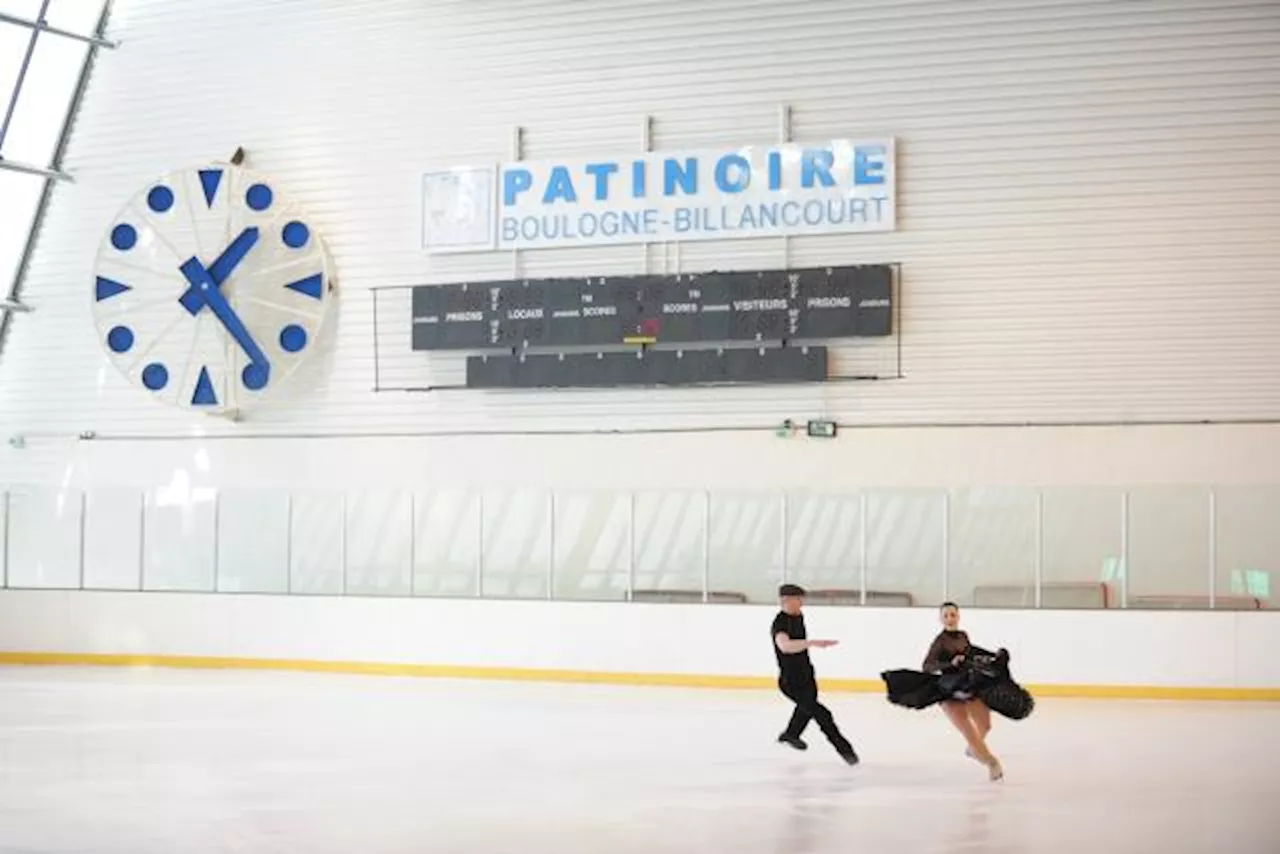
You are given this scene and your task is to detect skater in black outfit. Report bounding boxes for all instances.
[880,602,1035,782]
[771,583,859,765]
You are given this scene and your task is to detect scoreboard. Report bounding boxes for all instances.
[411,264,893,351]
[466,346,829,389]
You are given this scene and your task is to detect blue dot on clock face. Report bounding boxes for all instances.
[282,221,310,248]
[147,186,174,213]
[242,363,270,391]
[106,325,134,353]
[111,224,137,251]
[246,183,273,211]
[279,324,308,353]
[142,363,169,390]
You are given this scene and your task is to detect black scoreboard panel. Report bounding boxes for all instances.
[793,265,893,339]
[411,284,489,350]
[466,346,828,389]
[545,277,643,347]
[411,265,893,351]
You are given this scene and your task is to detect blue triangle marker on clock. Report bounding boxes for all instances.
[95,276,131,301]
[198,169,223,207]
[191,366,218,406]
[285,273,323,300]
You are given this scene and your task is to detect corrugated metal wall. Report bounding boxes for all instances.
[2,0,1279,438]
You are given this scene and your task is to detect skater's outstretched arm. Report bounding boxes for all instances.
[775,632,837,654]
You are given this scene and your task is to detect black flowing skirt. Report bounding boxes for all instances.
[880,646,1035,721]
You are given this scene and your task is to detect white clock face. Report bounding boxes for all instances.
[92,163,333,413]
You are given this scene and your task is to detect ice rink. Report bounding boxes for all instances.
[0,667,1277,854]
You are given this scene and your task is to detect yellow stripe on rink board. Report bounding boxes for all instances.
[1021,682,1280,701]
[0,651,1276,701]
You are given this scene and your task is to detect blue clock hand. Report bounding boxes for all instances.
[179,227,259,315]
[179,256,271,375]
[209,227,259,283]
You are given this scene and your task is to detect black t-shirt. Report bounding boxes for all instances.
[771,610,815,681]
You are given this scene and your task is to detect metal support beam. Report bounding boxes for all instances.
[641,114,653,274]
[408,491,416,596]
[77,491,87,590]
[285,493,293,594]
[476,493,485,597]
[2,490,10,589]
[342,494,352,594]
[0,157,71,181]
[1034,490,1044,608]
[0,1,51,154]
[778,104,792,269]
[138,495,147,590]
[779,493,788,584]
[858,493,868,606]
[626,492,636,601]
[1,0,114,354]
[0,10,119,48]
[1208,490,1217,609]
[701,491,711,602]
[1119,491,1130,609]
[546,492,556,600]
[941,491,950,602]
[211,491,221,592]
[510,125,524,279]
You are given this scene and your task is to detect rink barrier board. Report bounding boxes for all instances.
[0,651,1277,700]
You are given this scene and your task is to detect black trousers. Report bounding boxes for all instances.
[779,676,854,755]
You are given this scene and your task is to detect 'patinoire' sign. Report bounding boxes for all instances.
[422,139,895,253]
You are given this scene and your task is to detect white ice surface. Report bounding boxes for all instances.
[0,667,1277,853]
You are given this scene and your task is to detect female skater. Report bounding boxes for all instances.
[921,602,1002,781]
[881,603,1033,780]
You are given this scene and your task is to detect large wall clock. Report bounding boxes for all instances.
[91,162,334,414]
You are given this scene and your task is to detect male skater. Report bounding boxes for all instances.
[772,583,859,765]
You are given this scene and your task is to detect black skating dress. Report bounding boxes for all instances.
[881,629,1034,720]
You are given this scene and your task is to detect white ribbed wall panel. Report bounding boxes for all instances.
[2,0,1279,444]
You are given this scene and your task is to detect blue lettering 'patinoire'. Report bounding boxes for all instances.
[714,153,750,193]
[499,144,889,209]
[503,168,532,205]
[854,145,887,185]
[663,157,698,196]
[801,149,836,188]
[767,150,782,191]
[542,166,578,204]
[584,162,617,201]
[631,161,647,198]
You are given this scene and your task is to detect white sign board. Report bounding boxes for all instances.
[421,167,498,251]
[422,139,895,253]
